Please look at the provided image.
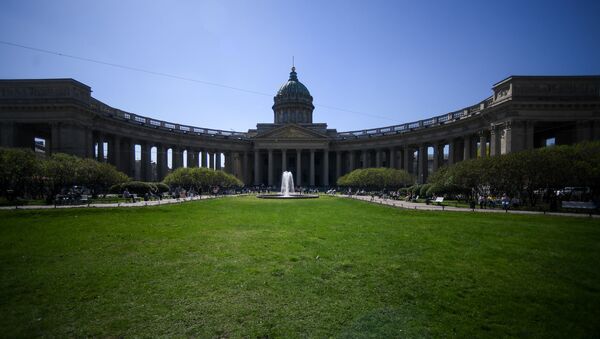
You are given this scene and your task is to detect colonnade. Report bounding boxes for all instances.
[92,133,230,182]
[3,118,594,186]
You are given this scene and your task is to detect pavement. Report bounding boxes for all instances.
[0,195,224,210]
[339,194,600,219]
[2,194,597,219]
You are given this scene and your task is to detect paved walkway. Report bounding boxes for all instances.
[3,194,597,219]
[0,195,224,210]
[339,195,599,219]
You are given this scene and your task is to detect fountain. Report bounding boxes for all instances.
[256,171,319,199]
[280,171,295,197]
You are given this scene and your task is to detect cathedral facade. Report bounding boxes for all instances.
[1,70,599,186]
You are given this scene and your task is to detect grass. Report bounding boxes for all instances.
[0,196,599,337]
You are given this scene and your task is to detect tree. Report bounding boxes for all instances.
[427,141,600,206]
[0,148,43,199]
[79,158,129,197]
[42,153,129,201]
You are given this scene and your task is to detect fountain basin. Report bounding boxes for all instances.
[256,193,319,199]
[256,171,319,199]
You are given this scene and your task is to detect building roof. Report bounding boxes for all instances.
[276,67,311,98]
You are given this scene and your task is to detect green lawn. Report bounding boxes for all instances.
[0,196,599,337]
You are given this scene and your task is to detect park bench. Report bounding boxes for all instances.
[561,201,597,215]
[434,197,444,206]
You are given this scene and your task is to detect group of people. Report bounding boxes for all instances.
[477,194,517,210]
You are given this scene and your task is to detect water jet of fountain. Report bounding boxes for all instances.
[280,171,295,197]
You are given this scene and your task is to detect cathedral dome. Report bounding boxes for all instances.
[273,66,315,124]
[276,67,312,98]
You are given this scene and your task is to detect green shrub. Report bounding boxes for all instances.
[419,183,431,197]
[119,181,154,195]
[154,182,170,193]
[163,167,243,192]
[109,183,123,194]
[337,168,414,190]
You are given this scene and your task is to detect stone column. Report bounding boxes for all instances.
[348,151,355,172]
[187,149,196,168]
[140,142,150,181]
[361,150,367,168]
[479,131,488,158]
[432,144,440,172]
[281,149,287,172]
[323,150,329,187]
[296,149,302,187]
[112,135,121,170]
[309,149,315,186]
[448,140,456,165]
[243,152,249,185]
[174,147,183,169]
[128,141,136,178]
[504,120,532,154]
[389,148,396,169]
[97,136,105,162]
[216,152,222,170]
[403,146,410,173]
[418,144,428,184]
[335,151,342,180]
[375,149,382,167]
[157,145,167,181]
[84,127,94,158]
[254,149,260,186]
[267,149,274,186]
[207,151,213,170]
[463,135,471,160]
[119,139,130,175]
[490,125,502,156]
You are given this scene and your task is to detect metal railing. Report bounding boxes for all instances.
[90,94,495,141]
[335,96,494,140]
[89,98,249,139]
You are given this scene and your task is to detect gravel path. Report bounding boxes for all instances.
[340,194,599,219]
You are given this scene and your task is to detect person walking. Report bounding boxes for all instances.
[501,193,510,211]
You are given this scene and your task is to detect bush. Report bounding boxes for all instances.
[407,184,421,195]
[337,168,414,190]
[119,181,155,195]
[419,183,431,197]
[109,183,123,194]
[163,167,243,192]
[426,183,445,197]
[154,182,170,193]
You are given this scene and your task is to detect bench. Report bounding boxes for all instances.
[561,201,597,215]
[434,197,444,205]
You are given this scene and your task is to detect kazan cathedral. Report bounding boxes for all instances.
[0,69,599,186]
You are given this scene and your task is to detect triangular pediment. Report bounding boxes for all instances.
[253,124,329,140]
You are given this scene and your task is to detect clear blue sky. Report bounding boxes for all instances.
[1,0,599,132]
